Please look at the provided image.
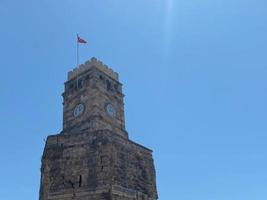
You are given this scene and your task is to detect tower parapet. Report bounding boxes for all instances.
[67,57,119,81]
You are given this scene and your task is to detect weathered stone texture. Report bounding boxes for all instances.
[40,130,157,200]
[39,58,158,200]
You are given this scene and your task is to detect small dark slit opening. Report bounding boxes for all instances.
[79,175,82,187]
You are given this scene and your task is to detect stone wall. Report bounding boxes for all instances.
[40,130,158,200]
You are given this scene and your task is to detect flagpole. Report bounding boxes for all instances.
[76,34,87,88]
[77,34,79,67]
[76,34,79,89]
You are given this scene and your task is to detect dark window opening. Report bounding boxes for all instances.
[79,175,82,187]
[114,84,118,90]
[85,75,90,80]
[77,79,83,89]
[106,80,112,91]
[99,75,103,80]
[69,84,74,89]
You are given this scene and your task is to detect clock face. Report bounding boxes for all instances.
[73,104,85,117]
[106,103,116,117]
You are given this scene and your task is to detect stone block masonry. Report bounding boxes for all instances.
[40,130,158,200]
[39,57,158,200]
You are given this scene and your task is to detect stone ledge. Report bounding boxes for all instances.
[48,186,110,199]
[45,129,152,153]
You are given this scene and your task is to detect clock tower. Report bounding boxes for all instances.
[62,57,127,138]
[39,58,158,200]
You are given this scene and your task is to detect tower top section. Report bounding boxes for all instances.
[67,57,119,81]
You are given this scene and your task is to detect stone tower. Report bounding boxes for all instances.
[39,57,158,200]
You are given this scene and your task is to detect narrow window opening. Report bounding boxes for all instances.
[77,78,83,89]
[79,175,82,187]
[114,84,118,91]
[62,176,65,187]
[106,80,112,91]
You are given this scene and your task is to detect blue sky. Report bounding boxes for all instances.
[0,0,267,199]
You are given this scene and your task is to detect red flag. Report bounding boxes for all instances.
[77,35,87,44]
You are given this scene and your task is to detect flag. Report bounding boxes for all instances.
[77,35,87,44]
